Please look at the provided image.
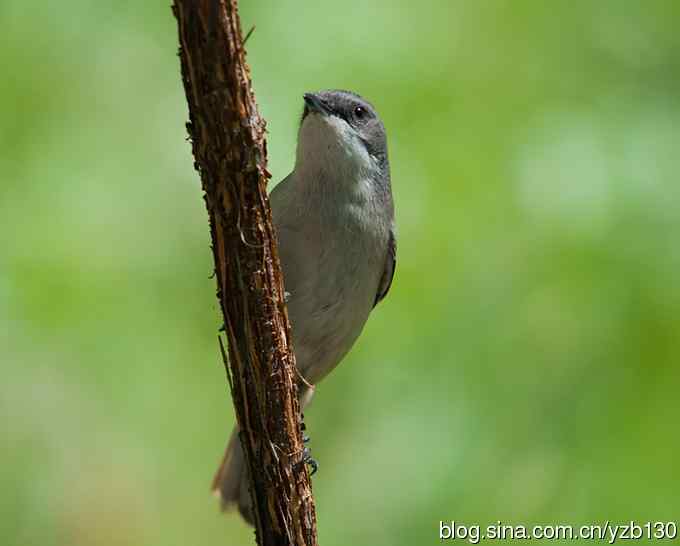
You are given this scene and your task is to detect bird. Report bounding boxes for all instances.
[211,89,396,525]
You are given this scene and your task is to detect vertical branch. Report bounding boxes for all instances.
[172,1,318,545]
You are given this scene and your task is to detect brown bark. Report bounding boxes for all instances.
[172,1,318,545]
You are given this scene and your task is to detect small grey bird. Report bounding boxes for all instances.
[212,90,396,525]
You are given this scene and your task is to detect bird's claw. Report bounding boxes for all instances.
[299,413,316,474]
[303,446,318,476]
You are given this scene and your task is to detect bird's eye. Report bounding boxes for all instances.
[354,106,367,119]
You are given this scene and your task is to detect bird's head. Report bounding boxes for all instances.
[296,90,388,178]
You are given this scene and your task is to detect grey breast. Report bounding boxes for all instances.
[269,173,388,385]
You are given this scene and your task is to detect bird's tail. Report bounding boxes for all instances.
[212,384,315,526]
[211,428,255,525]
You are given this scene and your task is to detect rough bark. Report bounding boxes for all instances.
[172,1,318,545]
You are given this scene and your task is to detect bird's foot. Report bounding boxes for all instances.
[299,414,317,475]
[302,446,318,476]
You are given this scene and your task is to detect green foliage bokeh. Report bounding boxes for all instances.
[1,1,679,544]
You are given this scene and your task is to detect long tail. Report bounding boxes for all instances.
[212,385,314,526]
[211,428,254,524]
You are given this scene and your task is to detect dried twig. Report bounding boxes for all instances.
[172,1,319,544]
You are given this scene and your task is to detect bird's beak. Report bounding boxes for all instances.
[303,93,333,116]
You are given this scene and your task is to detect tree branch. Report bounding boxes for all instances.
[172,1,318,544]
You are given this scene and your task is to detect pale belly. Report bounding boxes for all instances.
[270,173,390,387]
[284,247,379,385]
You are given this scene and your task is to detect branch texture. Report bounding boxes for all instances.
[172,1,318,544]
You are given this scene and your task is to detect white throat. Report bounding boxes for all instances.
[295,113,377,185]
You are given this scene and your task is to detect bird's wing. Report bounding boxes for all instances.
[374,227,396,307]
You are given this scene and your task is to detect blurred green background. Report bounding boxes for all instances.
[2,1,679,544]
